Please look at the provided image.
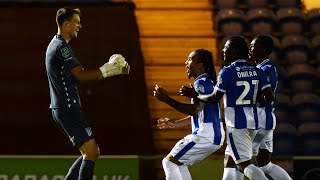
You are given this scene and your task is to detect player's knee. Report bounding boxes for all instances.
[224,155,236,168]
[83,146,100,160]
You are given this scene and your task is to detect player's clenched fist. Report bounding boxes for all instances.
[153,85,170,103]
[99,54,130,78]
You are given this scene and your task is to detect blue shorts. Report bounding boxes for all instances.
[51,108,94,147]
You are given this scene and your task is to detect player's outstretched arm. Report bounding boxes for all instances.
[157,116,191,129]
[71,54,130,85]
[154,85,201,116]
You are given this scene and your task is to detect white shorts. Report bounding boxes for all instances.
[170,134,222,165]
[225,126,256,164]
[252,129,273,156]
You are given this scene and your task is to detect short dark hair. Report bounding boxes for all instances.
[195,49,217,83]
[228,36,249,59]
[254,35,274,55]
[56,8,81,27]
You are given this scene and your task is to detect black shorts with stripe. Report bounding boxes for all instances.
[51,108,94,147]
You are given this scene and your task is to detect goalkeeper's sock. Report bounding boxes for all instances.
[79,160,95,180]
[65,156,82,180]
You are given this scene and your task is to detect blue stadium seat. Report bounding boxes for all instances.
[307,8,320,36]
[281,35,310,64]
[216,9,246,36]
[273,122,297,156]
[247,8,276,36]
[277,7,305,35]
[297,122,320,155]
[292,93,320,126]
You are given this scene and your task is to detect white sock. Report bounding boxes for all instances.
[235,170,244,180]
[222,168,236,180]
[244,164,268,180]
[179,164,192,180]
[162,158,182,180]
[260,162,292,180]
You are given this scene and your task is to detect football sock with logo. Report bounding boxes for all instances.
[178,164,192,180]
[78,160,95,180]
[244,164,268,180]
[162,158,182,180]
[260,162,292,180]
[65,156,83,180]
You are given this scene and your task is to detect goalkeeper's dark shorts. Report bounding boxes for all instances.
[51,108,94,147]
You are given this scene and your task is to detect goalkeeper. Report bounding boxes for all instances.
[45,7,130,180]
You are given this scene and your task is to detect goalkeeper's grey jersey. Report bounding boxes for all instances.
[45,34,82,109]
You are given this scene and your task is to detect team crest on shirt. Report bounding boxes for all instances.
[60,47,70,59]
[85,127,92,136]
[195,84,205,93]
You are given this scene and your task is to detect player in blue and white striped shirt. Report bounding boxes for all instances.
[154,49,225,180]
[197,36,274,180]
[250,35,292,180]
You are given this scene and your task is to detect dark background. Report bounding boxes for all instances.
[0,2,154,155]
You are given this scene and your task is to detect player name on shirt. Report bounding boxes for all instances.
[236,70,258,78]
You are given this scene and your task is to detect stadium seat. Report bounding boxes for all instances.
[297,122,320,155]
[277,7,305,35]
[216,9,246,36]
[273,122,297,156]
[287,64,316,93]
[281,35,310,64]
[274,109,290,123]
[276,65,288,93]
[307,8,320,36]
[247,8,276,36]
[275,0,301,7]
[246,0,270,8]
[269,36,282,64]
[311,35,320,65]
[276,93,290,108]
[216,0,239,8]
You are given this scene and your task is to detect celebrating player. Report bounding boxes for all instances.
[250,35,292,180]
[45,8,129,179]
[154,49,225,180]
[188,36,274,180]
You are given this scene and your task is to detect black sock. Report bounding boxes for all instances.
[65,156,83,180]
[78,160,95,180]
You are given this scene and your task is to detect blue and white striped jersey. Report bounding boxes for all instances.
[215,60,271,129]
[191,73,224,145]
[256,59,278,130]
